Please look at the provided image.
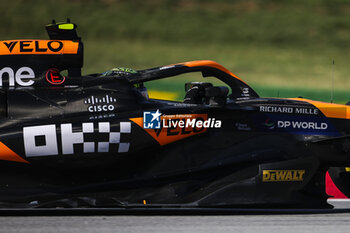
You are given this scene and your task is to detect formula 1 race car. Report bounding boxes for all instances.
[0,20,350,210]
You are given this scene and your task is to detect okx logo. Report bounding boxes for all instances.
[143,110,161,129]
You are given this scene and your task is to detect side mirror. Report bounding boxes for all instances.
[185,82,212,92]
[205,86,229,106]
[184,82,213,104]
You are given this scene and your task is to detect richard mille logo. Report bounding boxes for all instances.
[84,95,117,113]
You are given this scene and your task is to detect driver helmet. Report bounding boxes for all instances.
[101,67,137,77]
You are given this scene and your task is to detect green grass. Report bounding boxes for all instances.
[2,0,350,103]
[4,0,350,48]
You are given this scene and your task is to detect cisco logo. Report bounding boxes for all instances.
[84,95,117,113]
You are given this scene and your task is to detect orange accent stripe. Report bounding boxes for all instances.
[0,141,29,163]
[179,60,246,84]
[130,114,207,146]
[288,98,350,119]
[0,40,79,55]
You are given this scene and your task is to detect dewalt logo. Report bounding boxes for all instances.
[262,170,305,182]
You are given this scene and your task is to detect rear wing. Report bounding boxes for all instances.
[0,19,83,88]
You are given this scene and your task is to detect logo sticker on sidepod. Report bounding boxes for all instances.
[23,122,131,157]
[131,113,221,146]
[84,95,117,113]
[257,113,341,136]
[262,170,305,182]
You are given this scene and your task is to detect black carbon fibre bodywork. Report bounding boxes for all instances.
[0,21,349,209]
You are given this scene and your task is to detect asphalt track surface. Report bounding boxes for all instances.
[0,200,350,233]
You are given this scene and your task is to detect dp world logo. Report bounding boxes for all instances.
[143,110,161,129]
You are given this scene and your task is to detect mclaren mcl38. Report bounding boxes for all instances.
[0,20,349,209]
